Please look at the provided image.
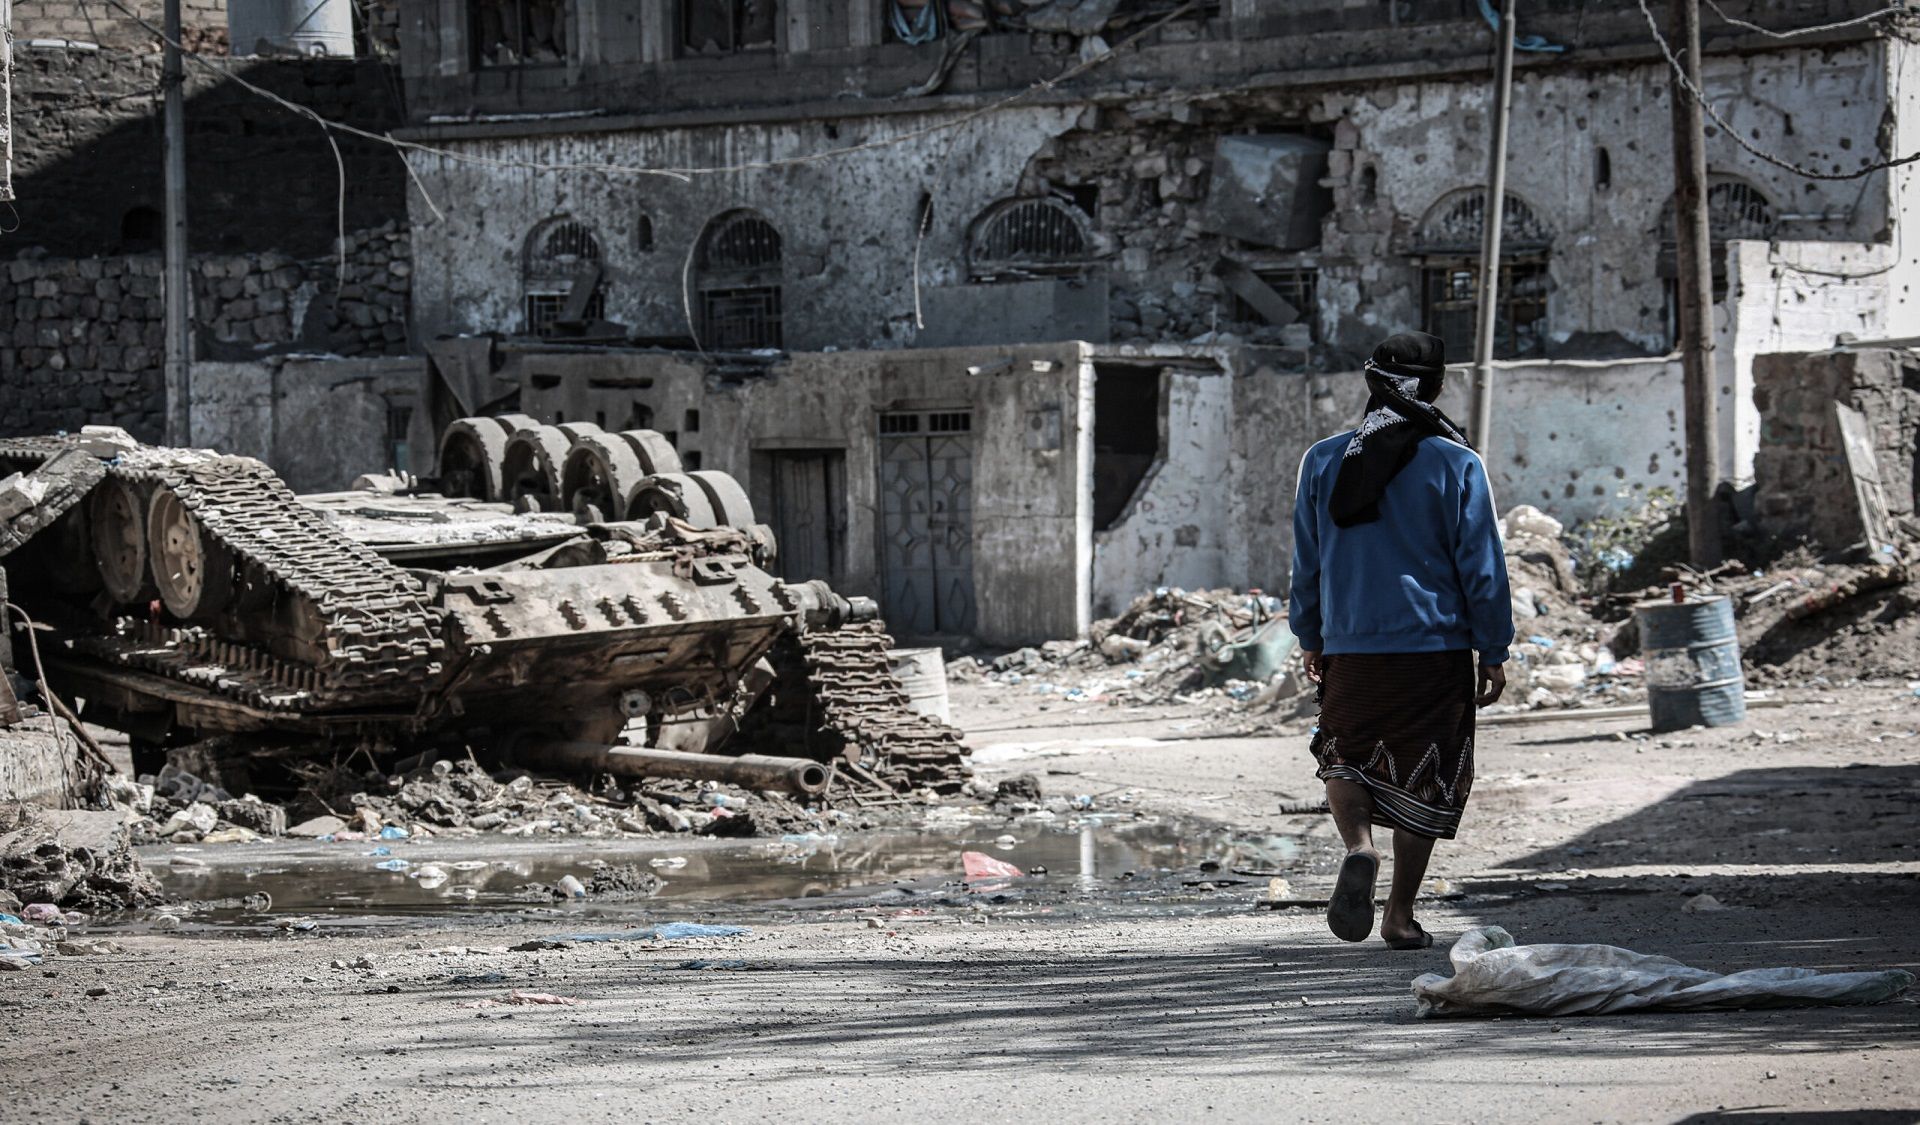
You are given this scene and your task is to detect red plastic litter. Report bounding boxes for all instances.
[962,851,1023,880]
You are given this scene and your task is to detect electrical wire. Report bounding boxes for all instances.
[1635,0,1920,181]
[1703,0,1912,39]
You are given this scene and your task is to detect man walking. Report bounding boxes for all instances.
[1288,331,1513,949]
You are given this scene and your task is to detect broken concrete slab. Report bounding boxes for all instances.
[1200,135,1334,251]
[0,447,107,558]
[286,814,347,839]
[0,805,165,911]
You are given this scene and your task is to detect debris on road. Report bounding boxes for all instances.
[1413,926,1915,1017]
[0,806,165,912]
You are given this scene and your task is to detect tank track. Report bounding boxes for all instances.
[761,621,970,794]
[0,438,444,703]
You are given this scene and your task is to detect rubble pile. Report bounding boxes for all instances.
[121,746,921,847]
[951,587,1306,713]
[0,805,165,915]
[1501,506,1645,710]
[1604,556,1919,687]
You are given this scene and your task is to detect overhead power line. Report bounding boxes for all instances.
[1635,0,1920,181]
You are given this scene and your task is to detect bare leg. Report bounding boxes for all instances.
[1322,778,1383,941]
[1381,828,1436,944]
[1324,778,1378,859]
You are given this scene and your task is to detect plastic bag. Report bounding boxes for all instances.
[1413,926,1914,1018]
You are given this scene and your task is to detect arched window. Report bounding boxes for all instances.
[1412,189,1553,360]
[694,209,783,350]
[968,197,1092,281]
[522,218,605,338]
[1656,177,1775,344]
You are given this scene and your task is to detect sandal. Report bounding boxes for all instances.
[1384,924,1434,950]
[1326,851,1378,942]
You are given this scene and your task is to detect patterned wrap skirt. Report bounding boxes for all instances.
[1308,650,1476,840]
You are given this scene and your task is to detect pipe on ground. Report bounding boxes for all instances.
[522,739,831,797]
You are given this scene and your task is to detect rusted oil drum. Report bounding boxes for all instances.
[1636,594,1745,733]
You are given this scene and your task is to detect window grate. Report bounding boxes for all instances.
[529,220,601,277]
[971,198,1090,278]
[879,414,920,435]
[701,213,782,271]
[1420,257,1549,361]
[1415,190,1552,255]
[1228,267,1318,334]
[699,286,782,350]
[525,290,606,338]
[927,411,972,434]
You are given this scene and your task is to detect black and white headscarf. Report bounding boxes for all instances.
[1329,332,1473,528]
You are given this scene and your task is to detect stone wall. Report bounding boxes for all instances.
[8,42,406,260]
[12,0,228,51]
[0,222,413,441]
[1752,347,1920,549]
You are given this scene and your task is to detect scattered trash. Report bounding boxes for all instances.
[551,923,750,944]
[556,874,588,899]
[448,971,508,985]
[21,903,61,923]
[377,825,410,840]
[373,858,411,872]
[55,938,124,956]
[1682,894,1727,913]
[1413,926,1914,1017]
[962,851,1024,880]
[463,990,583,1008]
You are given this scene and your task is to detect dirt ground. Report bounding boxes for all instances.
[3,682,1917,1124]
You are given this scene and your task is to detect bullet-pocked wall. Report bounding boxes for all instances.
[401,40,1904,367]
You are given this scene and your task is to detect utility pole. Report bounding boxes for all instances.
[1469,0,1516,464]
[162,0,191,447]
[1667,0,1723,567]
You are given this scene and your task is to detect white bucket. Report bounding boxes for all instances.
[888,647,951,723]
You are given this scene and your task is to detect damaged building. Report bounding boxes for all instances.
[3,0,1918,643]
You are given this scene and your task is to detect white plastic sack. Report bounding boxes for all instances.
[1413,926,1914,1018]
[1505,505,1564,540]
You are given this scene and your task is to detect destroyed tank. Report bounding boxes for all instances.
[0,422,967,794]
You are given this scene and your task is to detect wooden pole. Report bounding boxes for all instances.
[1469,0,1516,459]
[1667,0,1724,567]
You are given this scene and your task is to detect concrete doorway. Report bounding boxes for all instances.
[878,411,976,636]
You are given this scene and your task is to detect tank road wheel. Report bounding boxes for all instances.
[501,425,571,512]
[89,477,152,604]
[689,470,757,531]
[147,488,236,620]
[560,434,645,522]
[554,421,604,445]
[619,429,682,475]
[626,472,719,528]
[437,417,511,501]
[493,413,540,435]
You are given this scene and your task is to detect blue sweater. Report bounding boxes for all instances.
[1288,432,1514,665]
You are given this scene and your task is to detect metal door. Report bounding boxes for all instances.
[878,412,975,635]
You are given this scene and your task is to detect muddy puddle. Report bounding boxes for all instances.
[131,818,1302,934]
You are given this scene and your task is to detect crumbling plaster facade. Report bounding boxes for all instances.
[404,39,1909,369]
[465,342,1096,646]
[406,339,1709,641]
